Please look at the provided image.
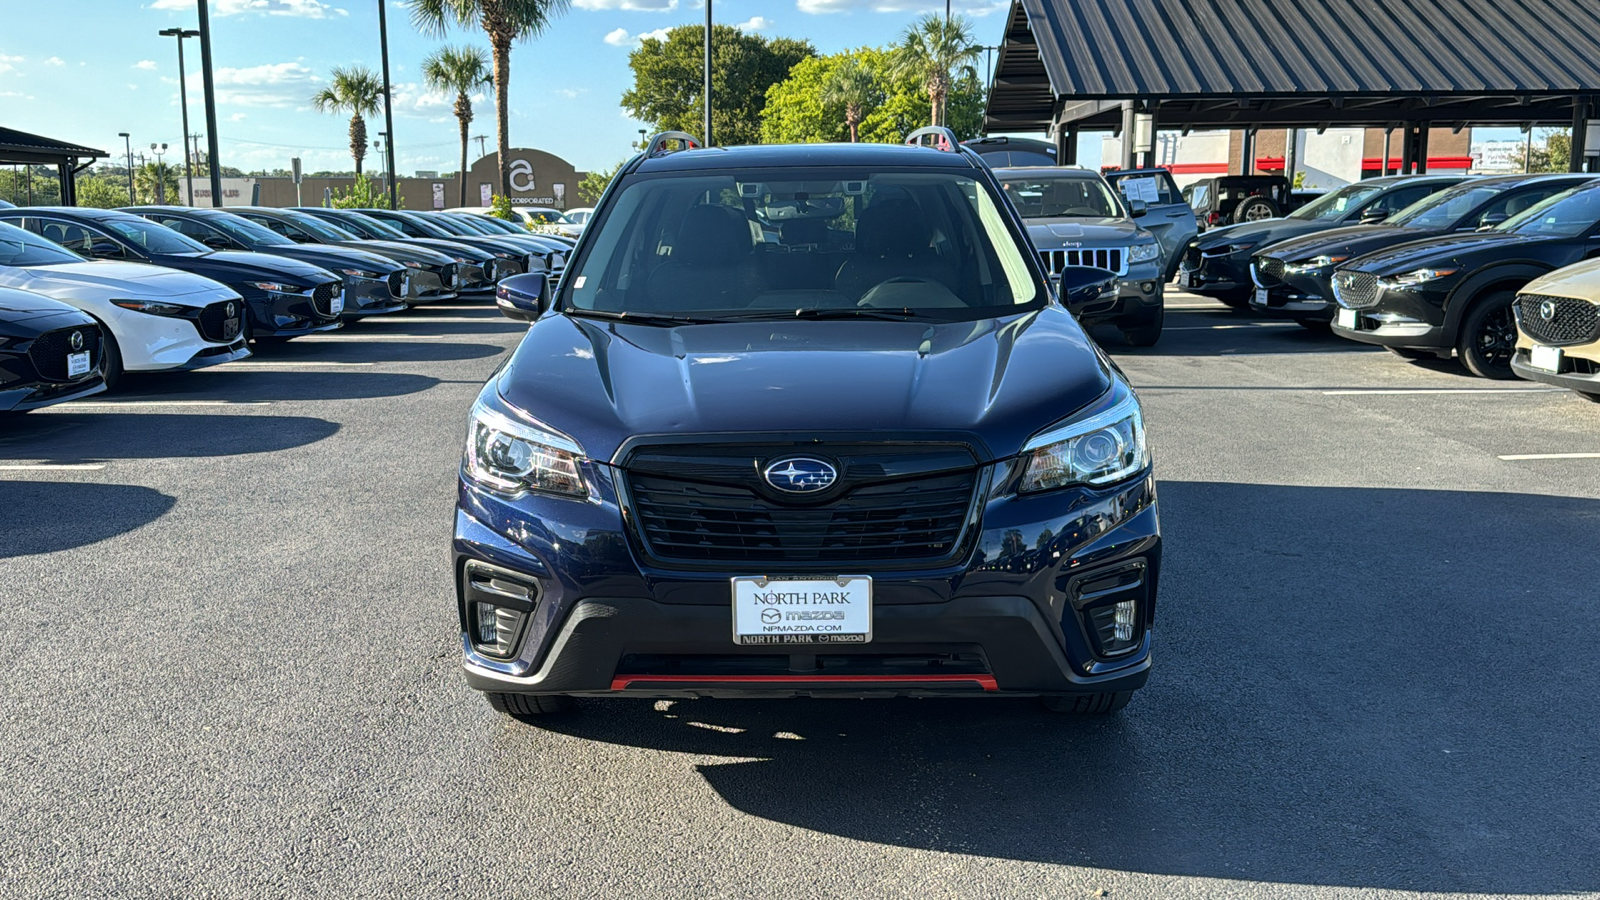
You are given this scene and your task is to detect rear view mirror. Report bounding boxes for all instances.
[496,272,549,322]
[1477,212,1509,231]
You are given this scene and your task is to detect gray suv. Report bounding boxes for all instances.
[997,167,1181,346]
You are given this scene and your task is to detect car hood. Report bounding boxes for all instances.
[1259,224,1433,262]
[264,244,399,273]
[1518,256,1600,300]
[398,238,497,263]
[0,286,82,320]
[1342,231,1536,275]
[1195,218,1331,250]
[496,307,1114,463]
[1024,218,1148,248]
[192,250,338,283]
[0,261,237,302]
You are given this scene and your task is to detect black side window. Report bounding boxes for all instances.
[1370,185,1437,216]
[1484,187,1565,221]
[161,217,223,244]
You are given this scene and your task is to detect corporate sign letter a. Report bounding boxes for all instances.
[508,159,536,193]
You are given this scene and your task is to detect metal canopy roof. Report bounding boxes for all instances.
[0,127,107,166]
[986,0,1600,132]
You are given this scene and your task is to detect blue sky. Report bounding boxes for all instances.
[1,0,1010,177]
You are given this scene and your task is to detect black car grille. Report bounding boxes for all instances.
[1516,293,1600,346]
[387,271,406,299]
[28,325,100,382]
[623,444,980,567]
[440,263,457,288]
[195,300,243,343]
[1254,256,1285,285]
[311,281,340,317]
[1332,271,1380,309]
[1039,248,1126,276]
[1183,245,1201,270]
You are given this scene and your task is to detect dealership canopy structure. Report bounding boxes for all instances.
[0,127,108,206]
[986,0,1600,172]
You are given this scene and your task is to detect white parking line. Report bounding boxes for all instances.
[367,317,510,324]
[55,400,271,408]
[0,464,105,471]
[1167,324,1297,330]
[293,334,454,341]
[1322,388,1564,395]
[216,361,374,368]
[1498,452,1600,460]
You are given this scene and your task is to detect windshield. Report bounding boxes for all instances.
[427,215,480,236]
[330,211,408,240]
[0,220,84,266]
[101,215,209,254]
[282,211,357,241]
[475,216,527,234]
[442,215,494,235]
[525,210,572,224]
[1289,182,1386,221]
[1389,184,1502,229]
[997,175,1122,218]
[562,168,1041,321]
[379,211,449,238]
[205,212,294,246]
[1503,185,1600,237]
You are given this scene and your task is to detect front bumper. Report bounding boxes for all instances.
[1330,283,1450,350]
[452,465,1160,699]
[1511,344,1600,394]
[1177,249,1250,295]
[0,375,106,412]
[1249,261,1336,320]
[343,276,409,318]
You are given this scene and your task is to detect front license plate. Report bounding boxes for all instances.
[1254,287,1269,307]
[401,275,412,297]
[732,575,872,645]
[1177,270,1193,288]
[1530,344,1563,372]
[223,318,240,339]
[66,351,90,378]
[1336,308,1358,330]
[330,292,345,315]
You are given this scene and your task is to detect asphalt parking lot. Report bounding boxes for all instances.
[3,294,1598,899]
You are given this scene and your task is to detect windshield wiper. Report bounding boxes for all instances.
[712,307,936,322]
[563,309,720,326]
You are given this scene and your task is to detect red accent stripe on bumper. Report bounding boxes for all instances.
[610,674,999,691]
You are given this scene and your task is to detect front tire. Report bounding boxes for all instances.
[101,329,124,392]
[1456,291,1518,379]
[486,692,574,719]
[1042,691,1134,715]
[1120,303,1164,347]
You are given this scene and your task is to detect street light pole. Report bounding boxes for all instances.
[196,0,224,207]
[150,143,169,204]
[377,0,399,209]
[159,28,200,205]
[118,132,133,204]
[703,0,712,146]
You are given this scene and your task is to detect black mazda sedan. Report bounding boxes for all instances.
[354,208,535,281]
[229,207,460,305]
[1331,180,1600,377]
[1180,175,1464,306]
[122,206,409,319]
[454,133,1159,719]
[0,286,106,412]
[0,207,343,341]
[1250,174,1591,328]
[293,208,499,293]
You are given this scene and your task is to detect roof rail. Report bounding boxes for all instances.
[644,131,703,157]
[905,126,961,152]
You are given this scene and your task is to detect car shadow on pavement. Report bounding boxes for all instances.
[248,341,509,364]
[350,321,529,337]
[0,413,339,460]
[118,372,442,403]
[0,481,175,558]
[533,482,1600,894]
[1091,320,1380,357]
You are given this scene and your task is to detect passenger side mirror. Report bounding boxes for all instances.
[1054,266,1120,313]
[88,239,125,259]
[200,235,230,250]
[1359,208,1391,225]
[1477,212,1509,231]
[1128,199,1149,218]
[496,272,549,322]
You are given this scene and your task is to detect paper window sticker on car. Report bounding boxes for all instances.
[574,276,586,288]
[1119,177,1160,204]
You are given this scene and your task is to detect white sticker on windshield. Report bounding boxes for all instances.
[1120,177,1160,204]
[573,276,586,288]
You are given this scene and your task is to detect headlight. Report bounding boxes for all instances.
[463,398,587,499]
[110,299,187,316]
[401,260,421,269]
[1288,254,1349,272]
[453,256,470,265]
[338,268,383,277]
[247,281,307,294]
[1381,267,1459,287]
[1128,243,1160,263]
[1020,393,1148,493]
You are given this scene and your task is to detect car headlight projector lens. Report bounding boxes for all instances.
[1020,393,1148,493]
[1128,243,1161,263]
[1382,267,1460,287]
[463,398,586,498]
[110,299,187,316]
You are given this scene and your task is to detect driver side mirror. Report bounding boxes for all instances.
[1359,208,1391,225]
[495,272,549,322]
[200,235,230,250]
[1053,266,1120,314]
[1128,199,1149,218]
[87,239,125,259]
[1477,212,1510,232]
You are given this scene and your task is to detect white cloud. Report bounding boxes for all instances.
[45,57,64,66]
[736,16,771,30]
[797,0,1005,14]
[210,61,315,87]
[575,0,676,9]
[134,60,159,71]
[603,27,632,46]
[150,0,347,17]
[0,54,22,75]
[605,26,671,46]
[230,113,248,121]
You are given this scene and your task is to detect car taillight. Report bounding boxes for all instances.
[1208,212,1222,225]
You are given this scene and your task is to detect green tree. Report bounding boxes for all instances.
[74,176,127,209]
[1529,130,1572,173]
[311,65,385,175]
[0,166,63,206]
[761,47,985,145]
[578,161,622,204]
[822,57,878,143]
[134,161,180,205]
[622,25,814,147]
[330,174,393,210]
[407,0,572,200]
[892,14,981,128]
[421,44,493,208]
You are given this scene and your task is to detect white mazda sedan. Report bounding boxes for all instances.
[0,220,249,386]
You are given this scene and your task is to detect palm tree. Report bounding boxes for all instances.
[893,14,981,128]
[407,0,572,200]
[310,65,384,175]
[134,161,179,205]
[822,58,877,143]
[422,45,493,207]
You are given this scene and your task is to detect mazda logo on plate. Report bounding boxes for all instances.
[763,457,838,493]
[760,609,782,624]
[69,331,84,351]
[1540,300,1557,321]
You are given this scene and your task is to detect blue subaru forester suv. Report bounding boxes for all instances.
[454,131,1160,717]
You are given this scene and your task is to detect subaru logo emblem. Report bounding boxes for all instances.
[763,457,838,493]
[1539,300,1557,321]
[225,302,237,318]
[69,331,84,351]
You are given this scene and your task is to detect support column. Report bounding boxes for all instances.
[1570,96,1590,172]
[1382,127,1394,176]
[1139,107,1158,169]
[1399,125,1415,174]
[1415,123,1431,174]
[1239,127,1257,175]
[1056,123,1079,166]
[1120,102,1138,171]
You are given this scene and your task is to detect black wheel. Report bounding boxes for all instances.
[1455,291,1518,379]
[1386,346,1434,360]
[1294,317,1332,332]
[101,328,124,392]
[1042,691,1134,715]
[1232,196,1280,224]
[486,692,574,719]
[1120,303,1164,347]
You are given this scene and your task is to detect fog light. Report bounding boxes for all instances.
[1113,600,1135,642]
[1141,281,1157,293]
[471,602,528,658]
[462,560,540,660]
[1085,599,1140,656]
